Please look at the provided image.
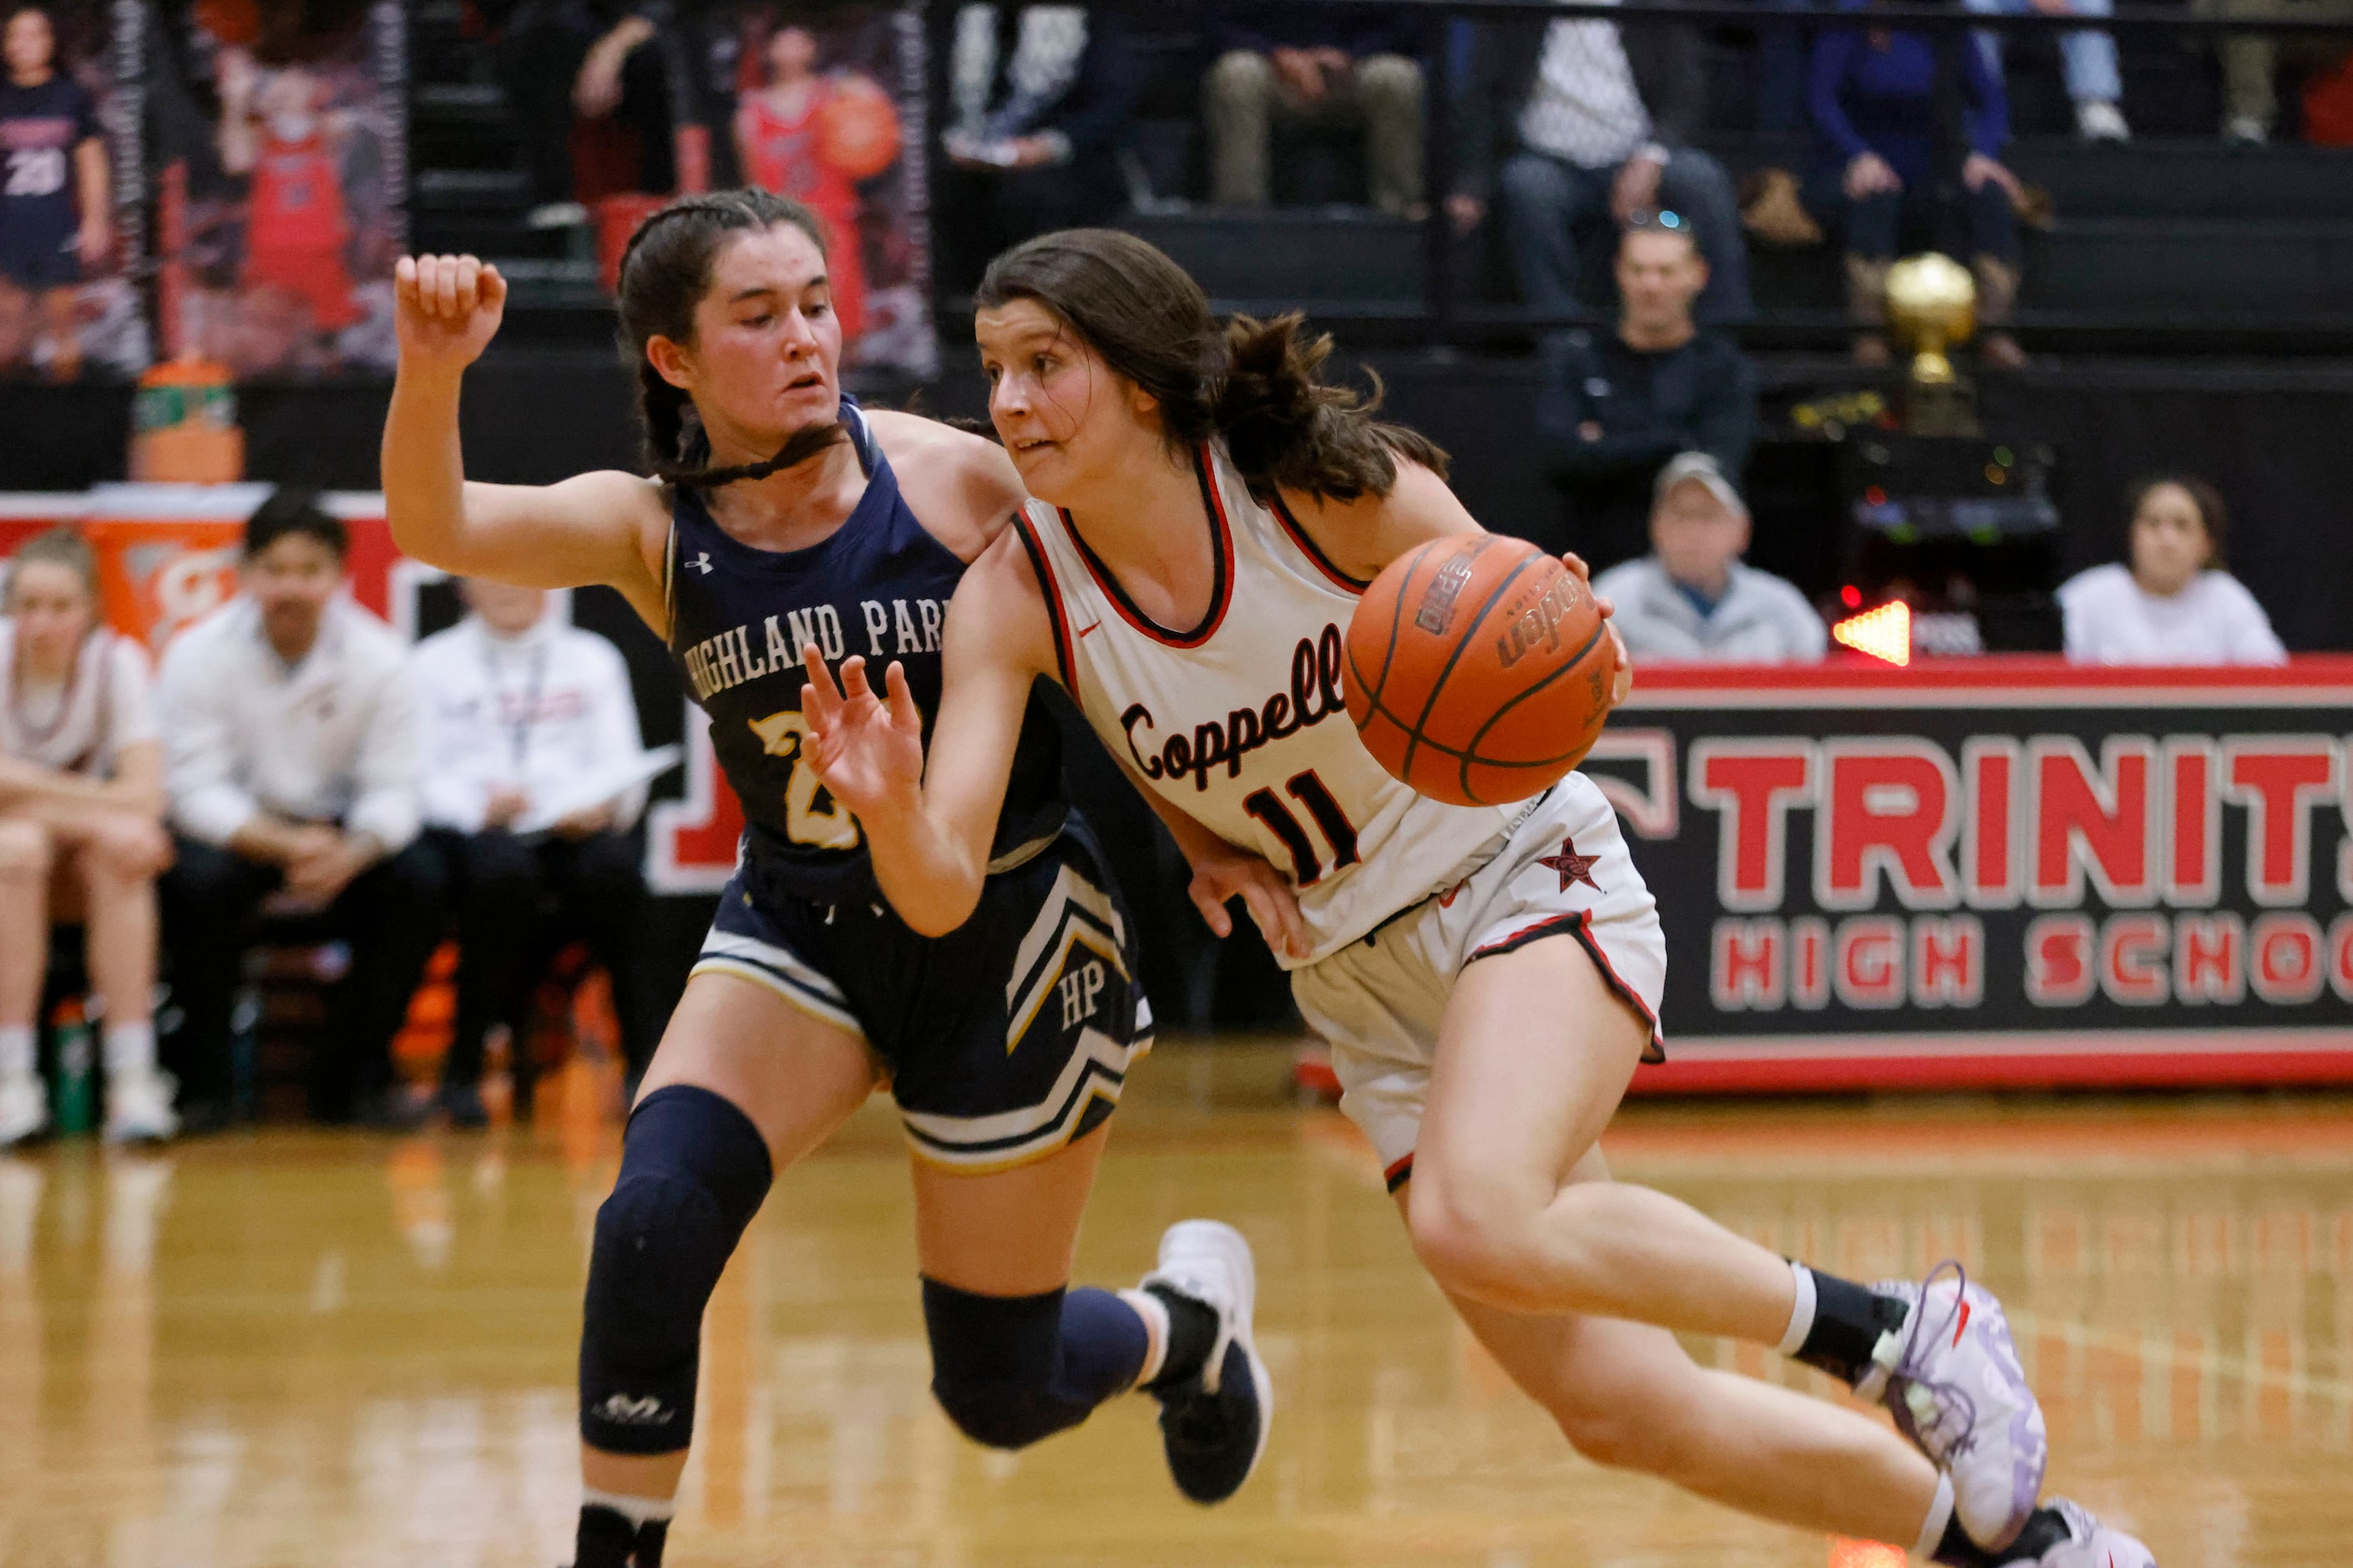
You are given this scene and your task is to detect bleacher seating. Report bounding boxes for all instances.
[402,2,2353,355]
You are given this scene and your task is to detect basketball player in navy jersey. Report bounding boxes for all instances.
[381,191,1272,1568]
[804,229,2158,1568]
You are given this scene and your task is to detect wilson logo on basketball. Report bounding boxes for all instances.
[1123,625,1348,790]
[1495,574,1586,670]
[1412,542,1484,635]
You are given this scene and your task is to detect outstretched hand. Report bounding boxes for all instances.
[394,254,508,373]
[797,645,927,818]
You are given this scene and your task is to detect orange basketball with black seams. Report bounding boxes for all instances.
[1343,535,1616,808]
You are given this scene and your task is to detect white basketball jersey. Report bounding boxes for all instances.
[1016,442,1518,967]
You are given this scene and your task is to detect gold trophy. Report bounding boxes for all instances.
[1884,253,1981,437]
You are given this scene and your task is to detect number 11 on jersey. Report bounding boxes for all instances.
[1242,769,1360,886]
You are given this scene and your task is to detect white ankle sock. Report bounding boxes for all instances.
[0,1026,33,1080]
[581,1487,675,1529]
[1914,1470,1956,1559]
[1120,1286,1172,1387]
[104,1020,157,1080]
[1775,1259,1817,1358]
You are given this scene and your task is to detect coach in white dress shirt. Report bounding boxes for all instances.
[156,492,444,1128]
[410,579,660,1125]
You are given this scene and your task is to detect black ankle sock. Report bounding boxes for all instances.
[1142,1282,1220,1391]
[1935,1505,2067,1566]
[574,1505,635,1568]
[574,1505,668,1568]
[1794,1270,1911,1384]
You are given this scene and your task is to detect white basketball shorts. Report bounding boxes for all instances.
[1289,776,1667,1187]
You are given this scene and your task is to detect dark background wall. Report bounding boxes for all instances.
[13,350,2349,649]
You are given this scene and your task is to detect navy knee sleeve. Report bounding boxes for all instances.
[921,1277,1147,1450]
[580,1085,773,1454]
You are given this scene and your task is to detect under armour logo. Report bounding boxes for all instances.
[596,1393,673,1426]
[685,552,713,575]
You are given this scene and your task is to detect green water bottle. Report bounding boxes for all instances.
[50,999,96,1137]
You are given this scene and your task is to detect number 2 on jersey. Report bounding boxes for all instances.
[1242,770,1360,886]
[747,710,861,850]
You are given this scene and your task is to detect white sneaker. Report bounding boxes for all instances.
[104,1069,180,1144]
[1136,1219,1273,1505]
[2225,114,2269,144]
[0,1072,48,1148]
[2015,1499,2158,1566]
[1859,1262,2047,1550]
[2076,100,2130,141]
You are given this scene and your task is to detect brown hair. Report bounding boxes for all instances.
[5,525,99,606]
[974,228,1447,503]
[2126,473,2229,571]
[615,187,848,490]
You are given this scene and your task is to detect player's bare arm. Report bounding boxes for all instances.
[383,254,670,630]
[800,529,1057,935]
[867,409,1030,564]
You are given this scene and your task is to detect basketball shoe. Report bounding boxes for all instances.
[1138,1219,1273,1505]
[0,1071,47,1147]
[2002,1499,2157,1567]
[1859,1261,2047,1550]
[104,1068,180,1144]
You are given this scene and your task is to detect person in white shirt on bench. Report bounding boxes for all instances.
[156,491,443,1130]
[0,528,178,1146]
[1593,452,1828,664]
[409,579,660,1126]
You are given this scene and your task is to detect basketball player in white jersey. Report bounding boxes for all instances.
[802,230,2156,1568]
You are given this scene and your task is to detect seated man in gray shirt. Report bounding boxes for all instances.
[1593,453,1828,663]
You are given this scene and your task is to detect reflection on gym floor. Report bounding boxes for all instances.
[0,1045,2344,1568]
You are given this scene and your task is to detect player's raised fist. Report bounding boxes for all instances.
[393,254,508,371]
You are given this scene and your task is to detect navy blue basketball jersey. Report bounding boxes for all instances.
[0,76,99,287]
[665,397,1065,902]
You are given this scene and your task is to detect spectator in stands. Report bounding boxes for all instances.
[936,6,1139,291]
[476,0,625,228]
[1204,2,1429,217]
[1965,0,2129,141]
[1533,217,1758,569]
[1450,8,1753,325]
[157,491,442,1129]
[2058,475,2287,663]
[0,529,178,1146]
[1595,453,1829,662]
[565,0,741,205]
[409,579,660,1126]
[1803,1,2028,368]
[2194,0,2353,143]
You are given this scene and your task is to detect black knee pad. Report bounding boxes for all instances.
[921,1278,1088,1451]
[579,1085,772,1454]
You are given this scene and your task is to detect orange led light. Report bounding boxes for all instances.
[1832,600,1911,666]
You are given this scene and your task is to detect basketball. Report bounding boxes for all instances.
[1343,534,1616,808]
[813,80,903,180]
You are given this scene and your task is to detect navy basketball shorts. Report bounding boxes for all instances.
[691,816,1153,1173]
[0,228,82,291]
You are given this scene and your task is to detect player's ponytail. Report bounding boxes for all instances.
[975,228,1446,503]
[615,187,847,490]
[1214,314,1448,503]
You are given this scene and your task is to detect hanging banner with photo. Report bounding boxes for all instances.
[0,0,151,380]
[151,0,407,377]
[729,2,934,377]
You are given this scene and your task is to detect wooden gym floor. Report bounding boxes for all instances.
[0,1041,2347,1568]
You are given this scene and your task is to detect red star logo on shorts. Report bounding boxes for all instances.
[1538,837,1602,893]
